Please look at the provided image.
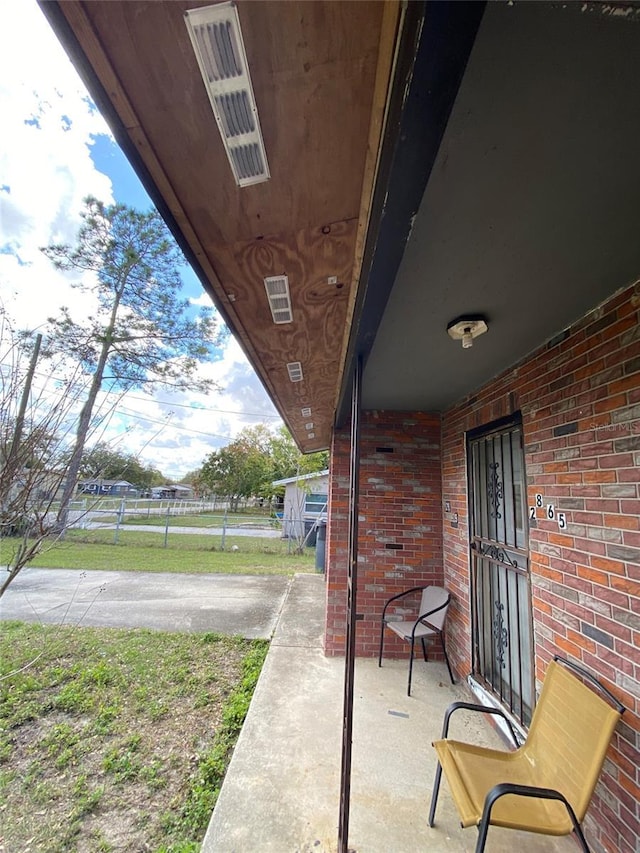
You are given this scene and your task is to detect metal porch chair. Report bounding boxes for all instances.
[428,655,625,853]
[378,585,454,696]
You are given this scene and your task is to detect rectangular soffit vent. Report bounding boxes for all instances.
[185,2,270,187]
[287,362,304,382]
[264,275,293,324]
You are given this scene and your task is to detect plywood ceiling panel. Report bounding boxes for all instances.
[76,0,383,242]
[210,220,356,451]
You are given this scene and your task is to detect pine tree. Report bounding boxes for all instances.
[42,197,225,525]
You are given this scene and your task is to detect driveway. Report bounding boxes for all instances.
[0,568,292,638]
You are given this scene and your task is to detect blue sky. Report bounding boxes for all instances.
[89,135,209,305]
[0,0,280,480]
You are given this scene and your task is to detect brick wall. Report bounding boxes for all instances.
[324,410,443,658]
[441,280,640,853]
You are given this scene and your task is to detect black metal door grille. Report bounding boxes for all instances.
[468,419,534,726]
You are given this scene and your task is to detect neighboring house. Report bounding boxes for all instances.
[43,4,640,851]
[76,479,137,497]
[272,470,329,540]
[151,484,194,500]
[0,466,66,509]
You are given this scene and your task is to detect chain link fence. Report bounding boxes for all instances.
[65,498,324,556]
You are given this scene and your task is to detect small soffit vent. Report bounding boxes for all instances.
[287,362,303,382]
[301,407,312,417]
[185,2,270,187]
[264,275,293,324]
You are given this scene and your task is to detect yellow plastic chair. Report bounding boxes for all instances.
[428,656,625,852]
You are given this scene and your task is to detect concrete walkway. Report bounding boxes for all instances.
[202,574,575,853]
[0,568,290,637]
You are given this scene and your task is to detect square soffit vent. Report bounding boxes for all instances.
[264,275,293,324]
[185,2,270,187]
[287,362,303,382]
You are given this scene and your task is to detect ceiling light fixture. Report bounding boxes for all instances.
[185,2,269,187]
[447,315,488,349]
[301,407,312,417]
[264,275,293,324]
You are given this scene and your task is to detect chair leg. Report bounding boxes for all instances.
[572,825,591,853]
[428,762,442,827]
[378,619,385,667]
[408,637,415,696]
[440,633,455,684]
[474,817,489,853]
[421,636,428,661]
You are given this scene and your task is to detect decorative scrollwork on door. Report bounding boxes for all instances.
[493,601,508,670]
[478,541,519,569]
[488,462,504,519]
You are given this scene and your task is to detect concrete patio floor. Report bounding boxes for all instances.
[202,573,577,853]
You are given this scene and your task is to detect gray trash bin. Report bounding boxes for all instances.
[315,520,327,572]
[304,520,317,546]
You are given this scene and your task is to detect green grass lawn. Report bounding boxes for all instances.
[0,621,267,853]
[3,529,315,574]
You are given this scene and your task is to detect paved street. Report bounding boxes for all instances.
[0,568,292,637]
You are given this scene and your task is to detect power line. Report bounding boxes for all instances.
[26,368,280,420]
[114,405,235,441]
[126,393,280,419]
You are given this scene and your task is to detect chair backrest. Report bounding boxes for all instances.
[419,586,450,631]
[522,659,623,821]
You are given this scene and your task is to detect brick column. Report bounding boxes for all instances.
[324,410,443,657]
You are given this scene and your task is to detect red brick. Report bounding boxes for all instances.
[577,565,610,586]
[604,513,640,531]
[590,555,627,575]
[583,470,618,483]
[594,393,629,413]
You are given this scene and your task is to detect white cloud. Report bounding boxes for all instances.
[0,5,113,245]
[189,292,213,308]
[0,0,112,330]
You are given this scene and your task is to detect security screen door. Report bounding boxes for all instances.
[468,416,534,726]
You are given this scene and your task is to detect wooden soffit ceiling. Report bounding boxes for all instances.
[43,0,400,451]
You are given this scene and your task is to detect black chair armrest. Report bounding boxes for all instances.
[553,655,625,713]
[440,701,521,747]
[413,596,450,635]
[381,586,427,620]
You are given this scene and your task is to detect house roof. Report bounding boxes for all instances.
[154,484,193,491]
[79,479,135,487]
[272,470,330,488]
[40,1,640,448]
